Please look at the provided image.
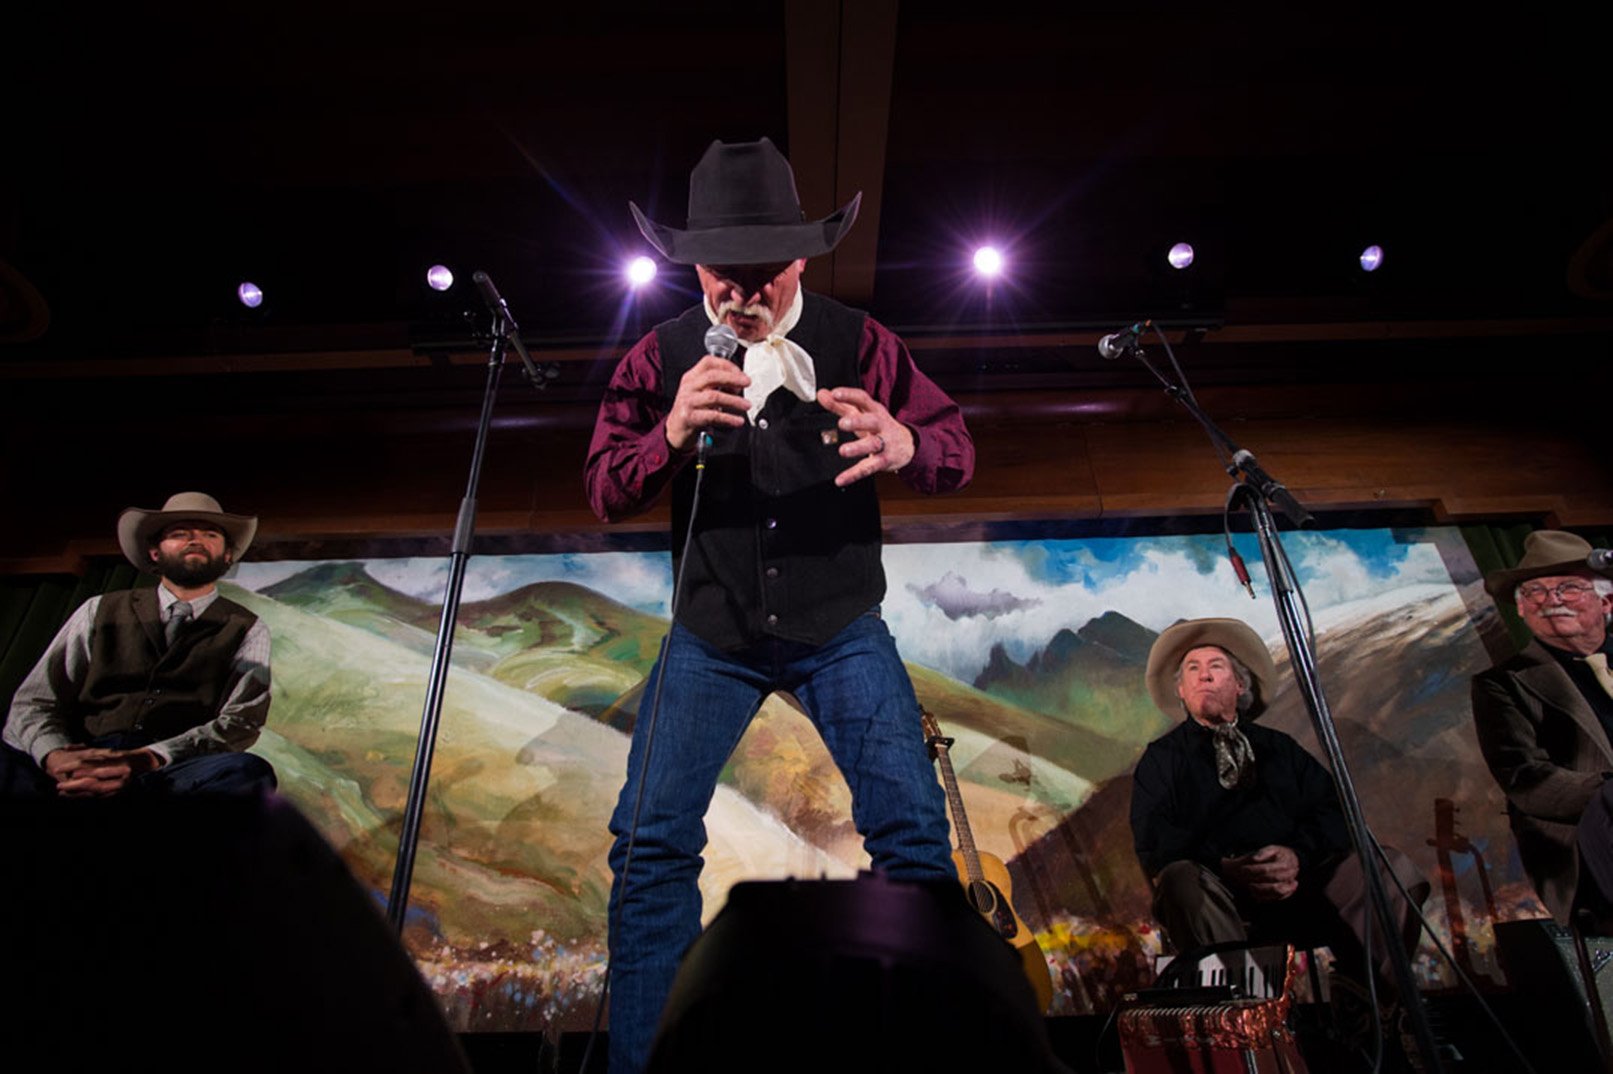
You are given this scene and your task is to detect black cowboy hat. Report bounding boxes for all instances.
[629,138,860,267]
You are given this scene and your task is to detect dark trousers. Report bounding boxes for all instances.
[1576,779,1613,931]
[1152,848,1430,997]
[0,734,276,797]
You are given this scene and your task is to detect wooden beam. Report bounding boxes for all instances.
[785,0,899,305]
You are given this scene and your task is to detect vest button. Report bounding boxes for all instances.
[766,614,778,625]
[757,418,769,430]
[765,518,778,530]
[765,567,779,579]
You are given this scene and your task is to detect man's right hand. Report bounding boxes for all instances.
[1221,844,1301,902]
[44,745,159,796]
[665,355,751,453]
[43,745,93,782]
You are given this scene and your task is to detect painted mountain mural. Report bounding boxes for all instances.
[227,526,1534,1030]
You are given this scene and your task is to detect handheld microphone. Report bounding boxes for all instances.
[704,323,739,362]
[1098,320,1150,360]
[1589,549,1613,571]
[697,324,742,463]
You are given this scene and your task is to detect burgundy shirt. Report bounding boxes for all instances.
[584,311,974,523]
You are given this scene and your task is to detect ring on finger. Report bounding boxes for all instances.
[873,435,885,454]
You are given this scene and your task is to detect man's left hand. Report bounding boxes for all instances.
[54,747,161,797]
[816,387,914,487]
[1221,844,1300,902]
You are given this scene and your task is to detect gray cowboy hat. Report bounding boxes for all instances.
[629,137,861,266]
[1145,617,1279,720]
[1483,529,1613,599]
[116,492,258,571]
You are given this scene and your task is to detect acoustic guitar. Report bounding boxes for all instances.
[921,707,1054,1013]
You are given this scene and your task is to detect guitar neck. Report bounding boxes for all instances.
[933,744,985,884]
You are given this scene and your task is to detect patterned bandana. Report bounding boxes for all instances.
[1213,721,1256,790]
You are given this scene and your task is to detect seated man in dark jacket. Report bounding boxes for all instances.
[1130,617,1427,993]
[1471,529,1613,930]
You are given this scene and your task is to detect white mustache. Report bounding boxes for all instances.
[717,299,773,327]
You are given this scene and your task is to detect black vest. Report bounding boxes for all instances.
[658,294,885,650]
[74,587,259,741]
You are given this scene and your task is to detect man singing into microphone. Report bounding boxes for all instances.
[584,137,974,1073]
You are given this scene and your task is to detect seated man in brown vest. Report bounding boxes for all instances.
[1,491,274,796]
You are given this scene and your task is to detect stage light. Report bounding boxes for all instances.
[426,264,454,291]
[972,246,1004,277]
[237,281,263,309]
[1359,245,1384,272]
[1167,243,1195,270]
[627,256,658,288]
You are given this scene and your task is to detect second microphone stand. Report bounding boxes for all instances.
[1121,328,1444,1073]
[385,272,556,934]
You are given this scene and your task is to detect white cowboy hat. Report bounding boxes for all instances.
[116,491,257,571]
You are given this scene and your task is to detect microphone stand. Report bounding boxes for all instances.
[385,272,555,934]
[1119,331,1444,1072]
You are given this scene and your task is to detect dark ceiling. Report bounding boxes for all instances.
[2,4,1610,385]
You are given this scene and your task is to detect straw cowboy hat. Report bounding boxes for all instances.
[629,137,861,266]
[116,492,257,571]
[1483,529,1613,600]
[1145,617,1279,720]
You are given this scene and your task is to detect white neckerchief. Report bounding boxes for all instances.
[705,288,816,421]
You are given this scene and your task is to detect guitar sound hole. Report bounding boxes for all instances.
[969,881,1018,939]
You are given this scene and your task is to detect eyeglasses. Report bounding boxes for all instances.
[1518,581,1599,603]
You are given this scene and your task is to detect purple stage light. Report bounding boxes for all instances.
[426,265,455,291]
[972,246,1003,277]
[627,256,657,288]
[1359,245,1384,272]
[237,281,263,309]
[1167,243,1195,270]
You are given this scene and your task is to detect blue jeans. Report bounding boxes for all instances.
[606,611,954,1074]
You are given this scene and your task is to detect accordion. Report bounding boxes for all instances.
[1117,944,1309,1074]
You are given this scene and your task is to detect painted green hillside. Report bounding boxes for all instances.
[223,581,621,946]
[262,564,668,719]
[971,610,1173,752]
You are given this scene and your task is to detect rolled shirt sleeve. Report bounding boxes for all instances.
[3,597,101,763]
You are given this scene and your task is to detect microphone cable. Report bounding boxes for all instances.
[580,334,738,1070]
